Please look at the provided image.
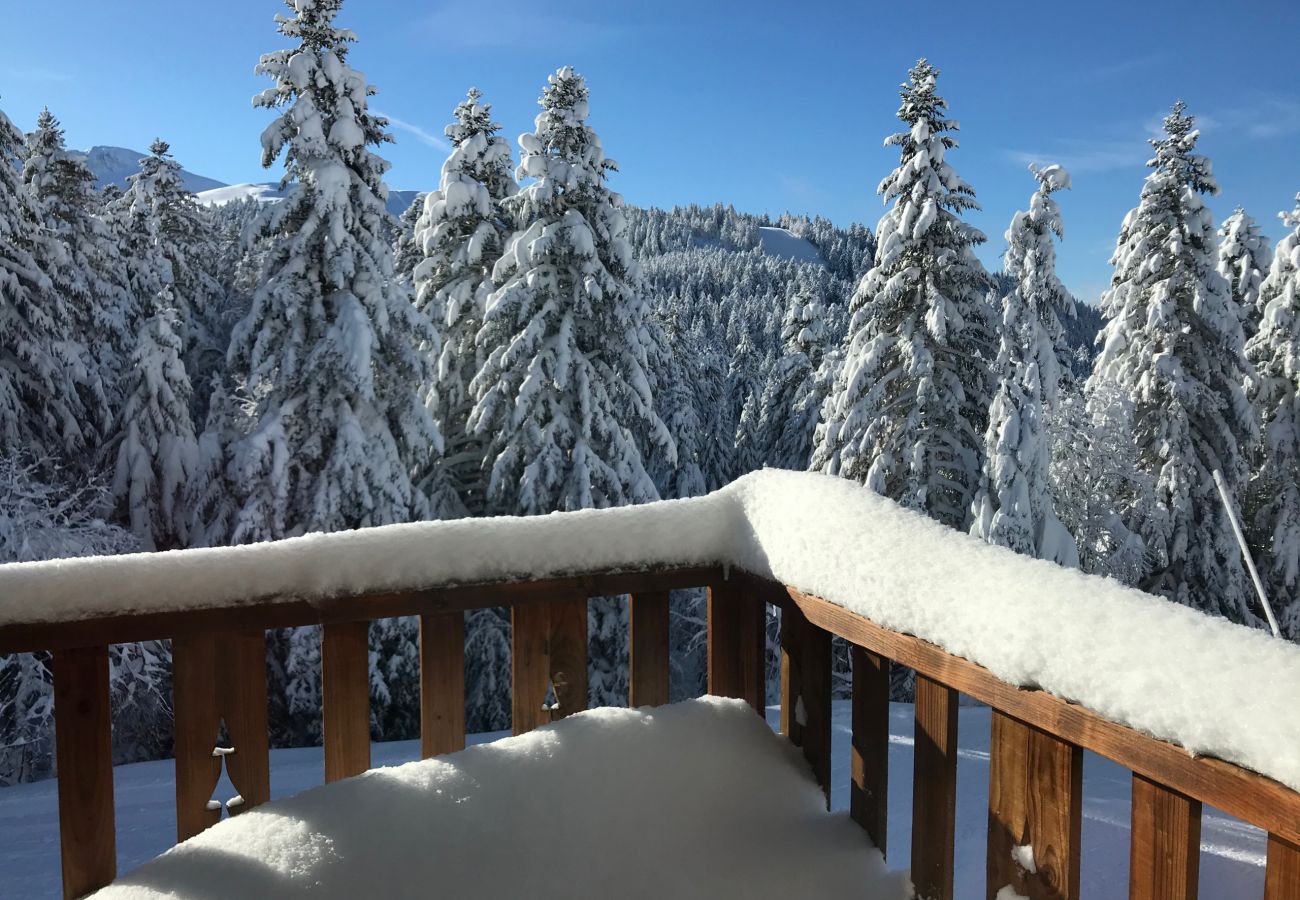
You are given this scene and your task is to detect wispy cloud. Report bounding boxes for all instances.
[1003,140,1149,175]
[416,2,630,51]
[1145,95,1300,140]
[1076,55,1166,85]
[376,111,450,151]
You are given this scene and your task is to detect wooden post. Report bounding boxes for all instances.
[322,621,371,782]
[987,710,1083,900]
[53,646,115,900]
[172,634,223,841]
[1265,834,1300,900]
[419,612,465,757]
[851,645,890,855]
[628,591,670,708]
[912,673,958,900]
[220,627,271,814]
[780,602,831,806]
[707,580,764,713]
[512,597,588,735]
[1129,773,1201,900]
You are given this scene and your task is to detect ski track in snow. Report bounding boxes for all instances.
[0,703,1264,898]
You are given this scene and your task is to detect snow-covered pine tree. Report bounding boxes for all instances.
[760,284,829,470]
[0,107,98,470]
[412,87,518,516]
[1245,194,1300,639]
[186,381,240,547]
[228,0,443,542]
[21,109,133,429]
[111,301,200,550]
[1218,207,1271,341]
[470,67,673,708]
[812,59,994,530]
[230,0,450,742]
[1087,102,1259,624]
[391,192,426,282]
[970,164,1078,565]
[108,140,226,418]
[470,66,671,515]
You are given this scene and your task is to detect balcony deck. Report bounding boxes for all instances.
[0,470,1297,899]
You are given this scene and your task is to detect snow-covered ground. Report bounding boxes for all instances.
[756,225,823,263]
[0,701,1264,898]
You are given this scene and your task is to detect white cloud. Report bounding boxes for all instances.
[376,112,450,152]
[1004,140,1149,175]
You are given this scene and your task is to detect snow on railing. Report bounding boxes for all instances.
[2,469,1297,794]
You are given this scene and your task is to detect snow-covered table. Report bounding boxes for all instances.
[90,698,908,899]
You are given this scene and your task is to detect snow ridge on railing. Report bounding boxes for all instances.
[1,469,1297,792]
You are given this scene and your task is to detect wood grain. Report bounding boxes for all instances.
[912,673,958,900]
[171,633,223,841]
[987,711,1082,900]
[419,612,465,757]
[1129,773,1200,900]
[322,622,371,782]
[53,646,115,899]
[851,645,890,856]
[707,580,765,713]
[1266,833,1300,900]
[628,591,670,707]
[779,602,831,806]
[220,627,271,814]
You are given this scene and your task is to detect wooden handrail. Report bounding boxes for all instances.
[7,563,1299,898]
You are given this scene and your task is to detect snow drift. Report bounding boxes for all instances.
[0,469,1297,791]
[91,698,908,899]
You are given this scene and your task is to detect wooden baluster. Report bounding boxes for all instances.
[628,591,670,708]
[1129,773,1201,900]
[706,580,765,713]
[987,710,1083,900]
[221,627,270,814]
[420,612,465,757]
[172,634,223,841]
[53,646,115,900]
[912,674,959,900]
[1266,834,1300,900]
[548,597,588,721]
[851,645,890,855]
[780,602,831,806]
[512,598,588,735]
[322,621,371,782]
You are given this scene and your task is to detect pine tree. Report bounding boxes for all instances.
[21,109,133,426]
[813,59,994,530]
[469,66,671,515]
[228,0,443,542]
[108,140,224,359]
[970,165,1078,565]
[760,284,829,469]
[1087,102,1259,623]
[111,303,200,550]
[1217,207,1271,341]
[412,88,517,515]
[1245,194,1300,639]
[0,107,98,469]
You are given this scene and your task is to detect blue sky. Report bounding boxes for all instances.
[4,0,1298,302]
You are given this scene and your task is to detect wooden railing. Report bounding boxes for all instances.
[1,566,1298,900]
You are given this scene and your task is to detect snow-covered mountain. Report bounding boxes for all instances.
[78,146,421,217]
[73,146,226,194]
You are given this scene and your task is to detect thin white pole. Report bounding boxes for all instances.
[1212,469,1280,638]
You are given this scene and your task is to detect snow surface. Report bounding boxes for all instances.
[756,226,823,264]
[88,698,907,899]
[195,182,420,218]
[1,470,1298,791]
[0,703,1265,899]
[73,146,225,194]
